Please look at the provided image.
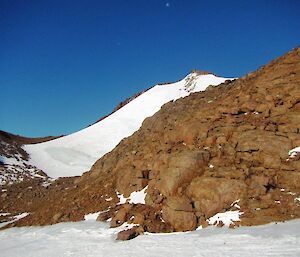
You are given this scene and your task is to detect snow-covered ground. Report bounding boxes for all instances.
[0,219,299,257]
[22,73,230,178]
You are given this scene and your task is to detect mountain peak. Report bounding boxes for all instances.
[189,69,213,76]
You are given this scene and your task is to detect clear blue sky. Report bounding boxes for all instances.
[1,0,299,137]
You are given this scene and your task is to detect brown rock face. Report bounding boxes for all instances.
[155,150,208,196]
[161,196,197,231]
[162,205,197,231]
[2,46,300,237]
[116,227,139,240]
[187,177,246,218]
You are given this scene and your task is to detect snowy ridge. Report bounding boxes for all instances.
[23,73,230,178]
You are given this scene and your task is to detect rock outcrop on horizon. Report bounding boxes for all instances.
[1,47,300,239]
[0,131,60,186]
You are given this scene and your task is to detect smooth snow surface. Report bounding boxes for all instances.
[0,219,300,257]
[24,73,230,178]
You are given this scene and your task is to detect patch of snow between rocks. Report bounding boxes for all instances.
[84,212,100,221]
[288,146,300,158]
[207,210,243,227]
[117,186,148,205]
[0,213,29,228]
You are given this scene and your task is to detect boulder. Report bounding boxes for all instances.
[277,171,300,190]
[155,150,209,195]
[96,211,111,221]
[116,227,139,240]
[110,204,132,228]
[162,205,197,231]
[130,212,145,225]
[235,131,292,161]
[187,177,246,218]
[116,165,148,196]
[165,196,194,212]
[52,212,63,223]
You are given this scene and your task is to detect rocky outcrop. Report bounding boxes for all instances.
[0,130,55,186]
[187,177,246,218]
[0,130,61,146]
[1,47,300,238]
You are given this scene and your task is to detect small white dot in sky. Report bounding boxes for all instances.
[165,2,170,7]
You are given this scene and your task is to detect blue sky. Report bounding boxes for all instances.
[1,0,299,137]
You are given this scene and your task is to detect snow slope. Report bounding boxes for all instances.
[0,219,299,257]
[24,73,230,178]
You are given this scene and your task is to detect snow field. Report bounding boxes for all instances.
[0,219,299,257]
